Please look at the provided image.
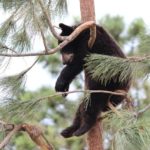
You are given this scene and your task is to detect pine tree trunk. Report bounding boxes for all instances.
[80,0,96,22]
[79,0,103,150]
[86,121,103,150]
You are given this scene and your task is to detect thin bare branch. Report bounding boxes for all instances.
[128,55,150,62]
[1,43,18,54]
[37,0,64,41]
[32,89,127,105]
[0,21,95,57]
[137,103,150,117]
[30,0,49,53]
[22,57,40,75]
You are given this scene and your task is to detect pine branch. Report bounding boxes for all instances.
[22,57,40,75]
[0,21,95,57]
[85,54,150,85]
[37,0,64,41]
[0,73,26,98]
[12,28,31,52]
[33,11,49,52]
[0,57,38,101]
[103,110,150,150]
[0,89,127,121]
[54,0,68,16]
[0,43,18,53]
[0,1,26,11]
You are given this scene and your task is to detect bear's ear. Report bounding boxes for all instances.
[59,23,73,35]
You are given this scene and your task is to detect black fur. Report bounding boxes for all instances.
[55,23,131,138]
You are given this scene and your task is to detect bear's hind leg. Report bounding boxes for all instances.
[61,103,82,138]
[73,93,107,136]
[61,124,80,138]
[73,112,97,136]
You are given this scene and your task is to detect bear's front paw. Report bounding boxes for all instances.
[55,80,69,97]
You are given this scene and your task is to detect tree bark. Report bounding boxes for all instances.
[80,0,96,48]
[80,0,96,22]
[86,121,103,150]
[79,0,104,150]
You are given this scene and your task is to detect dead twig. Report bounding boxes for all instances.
[137,103,150,117]
[22,124,54,150]
[0,122,54,150]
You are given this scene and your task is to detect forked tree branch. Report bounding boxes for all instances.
[0,21,95,57]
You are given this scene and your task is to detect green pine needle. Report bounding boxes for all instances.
[0,0,25,11]
[0,72,26,99]
[104,111,150,150]
[85,54,150,85]
[0,97,41,121]
[138,33,150,55]
[12,28,31,52]
[55,0,68,16]
[50,0,68,17]
[0,17,16,41]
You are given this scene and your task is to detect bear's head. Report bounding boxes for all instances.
[58,23,90,65]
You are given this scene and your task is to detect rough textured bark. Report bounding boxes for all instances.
[80,0,103,150]
[86,122,104,150]
[80,0,96,22]
[80,0,96,48]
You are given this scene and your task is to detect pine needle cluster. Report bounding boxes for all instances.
[0,0,68,54]
[0,73,26,100]
[85,54,150,85]
[104,110,150,150]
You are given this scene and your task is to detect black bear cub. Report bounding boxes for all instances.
[55,23,131,138]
